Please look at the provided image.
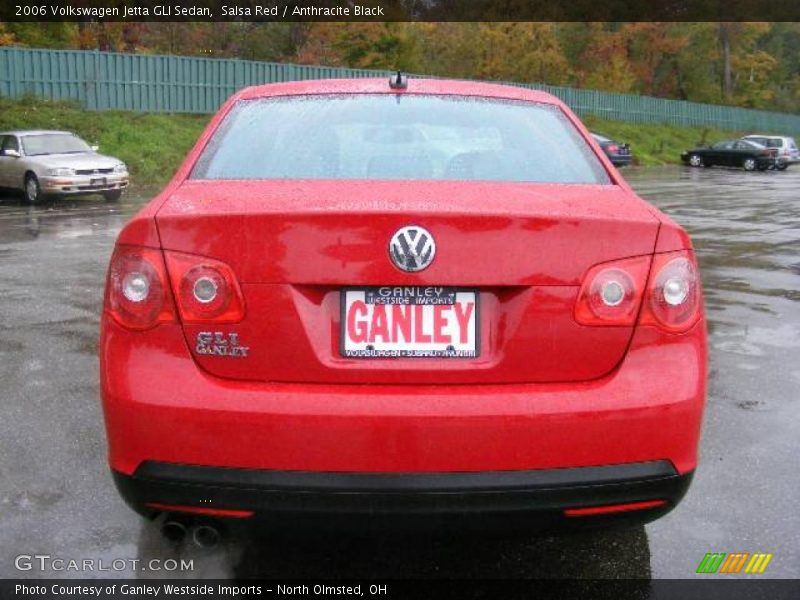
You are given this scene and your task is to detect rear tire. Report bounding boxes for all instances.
[103,189,122,202]
[776,162,788,171]
[743,158,757,171]
[24,173,42,205]
[688,154,703,167]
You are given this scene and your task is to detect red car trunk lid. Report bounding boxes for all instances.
[156,180,659,384]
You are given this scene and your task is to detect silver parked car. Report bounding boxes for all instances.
[741,134,799,170]
[0,130,129,203]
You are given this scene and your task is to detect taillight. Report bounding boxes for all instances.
[639,250,701,333]
[607,144,619,154]
[574,255,651,326]
[164,251,245,323]
[576,250,702,333]
[105,245,175,330]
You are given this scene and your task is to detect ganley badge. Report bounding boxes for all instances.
[195,332,249,357]
[389,225,436,272]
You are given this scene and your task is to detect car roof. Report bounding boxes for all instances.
[0,130,75,137]
[235,78,565,107]
[743,134,791,140]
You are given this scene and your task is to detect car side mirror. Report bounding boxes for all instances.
[90,145,99,152]
[4,149,21,158]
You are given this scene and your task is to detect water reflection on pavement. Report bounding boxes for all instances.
[0,167,797,581]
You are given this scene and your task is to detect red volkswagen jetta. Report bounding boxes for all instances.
[100,77,706,529]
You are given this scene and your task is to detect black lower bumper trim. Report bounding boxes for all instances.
[113,460,693,526]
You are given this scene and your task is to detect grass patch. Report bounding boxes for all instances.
[0,97,752,179]
[0,97,209,185]
[583,115,746,166]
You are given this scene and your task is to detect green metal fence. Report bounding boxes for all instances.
[2,46,799,134]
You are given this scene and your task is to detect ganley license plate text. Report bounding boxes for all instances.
[341,287,478,358]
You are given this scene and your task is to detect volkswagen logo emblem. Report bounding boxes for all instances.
[389,225,436,272]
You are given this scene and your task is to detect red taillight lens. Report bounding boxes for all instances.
[607,144,619,153]
[640,250,701,333]
[105,245,175,330]
[574,255,651,326]
[164,251,245,323]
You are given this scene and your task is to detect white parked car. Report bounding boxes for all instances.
[0,130,129,203]
[741,135,799,170]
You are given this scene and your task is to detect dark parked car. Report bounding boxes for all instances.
[591,133,632,167]
[681,139,777,171]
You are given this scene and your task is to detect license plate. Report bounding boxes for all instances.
[341,287,478,358]
[90,177,106,186]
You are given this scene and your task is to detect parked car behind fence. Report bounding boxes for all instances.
[681,139,778,171]
[741,135,798,170]
[591,133,633,167]
[0,130,129,204]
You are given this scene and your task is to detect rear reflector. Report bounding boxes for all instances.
[564,499,666,517]
[144,502,254,518]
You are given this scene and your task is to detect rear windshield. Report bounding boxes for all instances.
[191,94,610,185]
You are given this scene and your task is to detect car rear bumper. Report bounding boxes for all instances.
[100,314,706,521]
[608,154,632,167]
[113,460,693,527]
[756,157,779,167]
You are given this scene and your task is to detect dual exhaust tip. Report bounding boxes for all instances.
[161,518,221,548]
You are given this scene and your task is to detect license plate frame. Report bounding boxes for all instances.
[340,286,480,359]
[90,177,107,187]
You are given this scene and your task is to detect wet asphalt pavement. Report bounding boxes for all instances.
[0,167,798,582]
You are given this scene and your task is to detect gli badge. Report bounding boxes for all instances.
[195,332,249,357]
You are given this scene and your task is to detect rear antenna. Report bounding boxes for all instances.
[389,71,407,90]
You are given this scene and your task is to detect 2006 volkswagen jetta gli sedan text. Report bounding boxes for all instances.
[100,77,706,530]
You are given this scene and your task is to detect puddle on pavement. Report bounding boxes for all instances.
[626,167,800,364]
[0,187,157,243]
